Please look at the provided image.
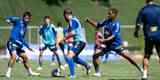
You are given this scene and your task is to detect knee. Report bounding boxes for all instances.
[93,54,99,61]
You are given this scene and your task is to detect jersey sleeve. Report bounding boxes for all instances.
[97,20,105,28]
[5,16,20,23]
[136,8,144,25]
[111,22,120,37]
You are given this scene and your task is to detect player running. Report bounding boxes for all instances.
[5,11,40,78]
[134,0,160,80]
[86,8,142,77]
[37,16,62,70]
[62,8,91,78]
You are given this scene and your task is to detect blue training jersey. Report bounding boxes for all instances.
[68,16,85,42]
[39,24,57,45]
[6,16,29,48]
[97,19,122,46]
[136,3,160,38]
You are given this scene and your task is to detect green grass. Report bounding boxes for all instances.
[0,58,160,80]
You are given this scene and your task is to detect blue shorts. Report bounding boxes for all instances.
[7,40,25,56]
[40,44,57,51]
[70,41,86,55]
[144,37,160,55]
[94,43,124,56]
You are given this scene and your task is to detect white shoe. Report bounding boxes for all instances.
[50,62,56,66]
[76,64,82,68]
[28,72,40,76]
[5,68,11,78]
[5,72,11,78]
[93,72,101,77]
[37,67,43,71]
[142,70,148,80]
[63,64,68,68]
[70,75,76,79]
[60,65,66,70]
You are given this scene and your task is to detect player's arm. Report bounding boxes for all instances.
[85,18,98,28]
[134,9,144,38]
[100,22,120,42]
[22,38,34,51]
[5,16,19,24]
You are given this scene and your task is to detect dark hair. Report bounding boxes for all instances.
[146,0,154,3]
[23,11,32,18]
[44,16,51,19]
[64,8,72,15]
[109,8,119,15]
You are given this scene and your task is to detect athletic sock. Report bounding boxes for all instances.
[66,56,75,76]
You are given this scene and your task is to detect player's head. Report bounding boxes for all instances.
[23,11,32,22]
[107,8,119,20]
[43,16,51,25]
[63,8,72,22]
[145,0,154,4]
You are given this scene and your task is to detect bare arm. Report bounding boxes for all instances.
[86,18,98,28]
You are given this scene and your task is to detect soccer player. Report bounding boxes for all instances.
[62,8,91,78]
[37,16,62,70]
[5,11,40,78]
[86,8,142,77]
[134,0,160,79]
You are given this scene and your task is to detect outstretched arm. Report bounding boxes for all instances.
[86,18,98,28]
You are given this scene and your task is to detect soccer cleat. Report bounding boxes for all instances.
[60,65,66,70]
[86,65,91,75]
[142,78,148,80]
[28,72,40,76]
[5,72,11,78]
[142,71,148,80]
[93,72,102,77]
[37,66,43,71]
[50,62,56,66]
[5,68,11,78]
[70,75,76,79]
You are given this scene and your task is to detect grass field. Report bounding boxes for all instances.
[0,57,160,80]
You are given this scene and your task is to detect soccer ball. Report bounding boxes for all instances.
[51,68,61,77]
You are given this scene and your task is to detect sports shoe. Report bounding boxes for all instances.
[28,71,40,76]
[93,72,101,77]
[86,65,91,75]
[37,66,43,71]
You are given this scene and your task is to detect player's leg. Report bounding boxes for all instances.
[141,39,153,80]
[66,50,75,78]
[19,50,40,76]
[93,51,104,77]
[37,46,46,70]
[155,40,160,64]
[72,41,91,75]
[52,50,62,68]
[118,47,142,73]
[5,50,17,78]
[5,41,17,78]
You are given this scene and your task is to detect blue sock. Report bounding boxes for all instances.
[52,54,55,62]
[74,57,88,68]
[66,56,75,76]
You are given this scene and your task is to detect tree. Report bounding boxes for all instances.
[92,0,111,7]
[42,0,68,6]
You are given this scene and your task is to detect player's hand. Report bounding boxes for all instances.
[85,17,89,22]
[134,31,139,38]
